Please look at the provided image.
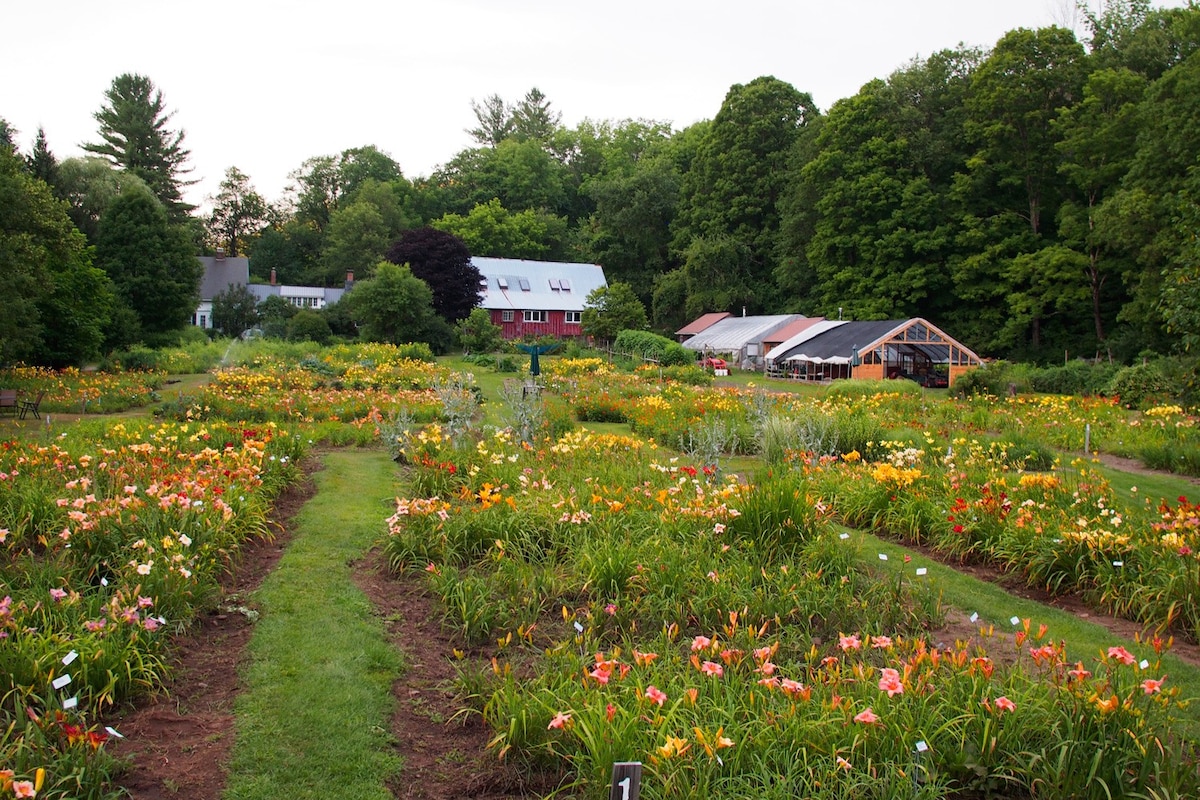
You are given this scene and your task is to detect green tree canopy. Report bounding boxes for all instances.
[342,261,436,344]
[673,76,819,311]
[432,198,553,259]
[581,281,648,344]
[385,227,482,323]
[95,188,202,343]
[0,147,113,366]
[56,156,155,243]
[322,201,390,283]
[83,73,194,219]
[206,166,269,256]
[211,283,260,337]
[455,306,504,354]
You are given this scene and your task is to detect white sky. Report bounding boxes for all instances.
[3,1,1186,212]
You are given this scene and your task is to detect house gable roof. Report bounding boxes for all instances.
[197,256,250,300]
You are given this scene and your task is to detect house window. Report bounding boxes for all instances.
[199,314,207,329]
[523,310,547,323]
[564,311,582,324]
[502,310,514,322]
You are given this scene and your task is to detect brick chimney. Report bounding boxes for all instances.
[270,268,277,286]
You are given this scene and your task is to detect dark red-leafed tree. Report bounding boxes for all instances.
[385,227,482,323]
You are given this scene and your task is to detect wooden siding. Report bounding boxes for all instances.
[489,309,585,340]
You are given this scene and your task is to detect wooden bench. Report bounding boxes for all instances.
[0,389,17,417]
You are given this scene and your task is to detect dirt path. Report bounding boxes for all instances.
[107,461,317,798]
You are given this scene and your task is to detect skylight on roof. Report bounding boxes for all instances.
[519,278,531,291]
[497,277,509,289]
[549,278,561,290]
[560,279,570,291]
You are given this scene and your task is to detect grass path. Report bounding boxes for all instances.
[224,450,403,800]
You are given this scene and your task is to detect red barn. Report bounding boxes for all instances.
[473,257,608,340]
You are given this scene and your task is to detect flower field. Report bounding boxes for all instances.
[5,345,1200,799]
[0,367,164,415]
[385,368,1200,798]
[156,343,457,430]
[0,417,305,797]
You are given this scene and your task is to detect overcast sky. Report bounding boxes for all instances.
[3,1,1187,211]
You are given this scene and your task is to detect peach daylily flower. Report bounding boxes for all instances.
[853,707,879,724]
[699,660,724,678]
[878,668,904,697]
[1107,646,1135,665]
[1142,677,1165,695]
[646,685,668,706]
[691,635,712,652]
[994,696,1016,713]
[547,711,571,730]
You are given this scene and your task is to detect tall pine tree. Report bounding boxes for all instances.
[84,73,195,220]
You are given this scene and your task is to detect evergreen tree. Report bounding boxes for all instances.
[95,189,202,343]
[26,127,59,188]
[84,73,195,219]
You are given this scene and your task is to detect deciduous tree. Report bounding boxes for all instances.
[211,283,260,337]
[342,261,436,344]
[0,147,112,366]
[207,167,268,255]
[432,198,552,259]
[385,227,482,323]
[581,281,648,344]
[455,306,504,354]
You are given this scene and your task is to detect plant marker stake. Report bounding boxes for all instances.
[878,553,888,561]
[610,762,642,800]
[62,696,78,710]
[915,567,927,576]
[1140,659,1150,670]
[1085,423,1091,454]
[105,726,123,738]
[52,674,71,690]
[839,532,850,540]
[970,612,979,623]
[62,650,78,666]
[914,740,930,789]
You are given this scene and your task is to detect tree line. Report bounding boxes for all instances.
[4,0,1200,366]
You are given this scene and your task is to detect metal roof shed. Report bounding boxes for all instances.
[680,315,802,367]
